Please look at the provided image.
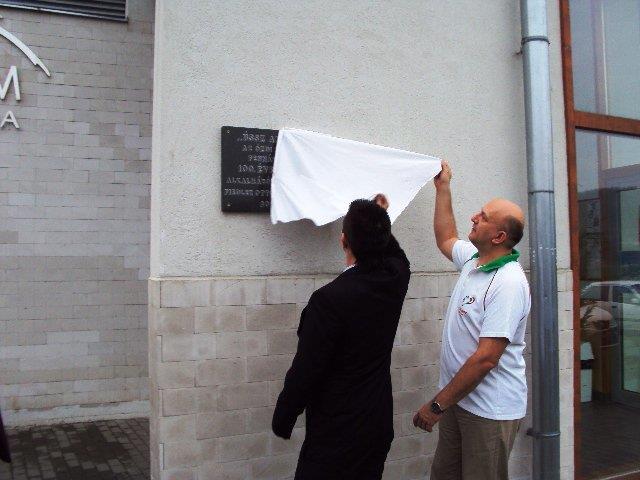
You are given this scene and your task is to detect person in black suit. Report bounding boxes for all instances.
[0,408,10,464]
[272,194,410,480]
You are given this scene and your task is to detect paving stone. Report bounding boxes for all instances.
[0,418,149,480]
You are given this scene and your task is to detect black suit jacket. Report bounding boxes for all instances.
[272,236,410,475]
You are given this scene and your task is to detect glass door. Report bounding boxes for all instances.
[575,130,640,478]
[564,1,640,477]
[601,166,640,407]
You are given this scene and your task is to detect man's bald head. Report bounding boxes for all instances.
[485,199,525,249]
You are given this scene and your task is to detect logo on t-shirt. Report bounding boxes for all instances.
[458,295,476,316]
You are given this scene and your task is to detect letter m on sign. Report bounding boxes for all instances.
[0,66,20,101]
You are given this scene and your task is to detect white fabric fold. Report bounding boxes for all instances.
[270,128,442,226]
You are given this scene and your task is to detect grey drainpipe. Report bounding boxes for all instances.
[520,1,561,479]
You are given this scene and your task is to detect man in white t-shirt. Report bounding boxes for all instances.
[413,161,531,480]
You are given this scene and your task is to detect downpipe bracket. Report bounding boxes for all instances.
[522,35,550,45]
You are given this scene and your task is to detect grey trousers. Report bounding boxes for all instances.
[430,405,521,480]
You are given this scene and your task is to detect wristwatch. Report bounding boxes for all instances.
[430,401,446,415]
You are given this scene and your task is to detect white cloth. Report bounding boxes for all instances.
[439,240,531,420]
[270,129,441,226]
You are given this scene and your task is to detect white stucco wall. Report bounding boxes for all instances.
[150,0,569,277]
[149,2,574,478]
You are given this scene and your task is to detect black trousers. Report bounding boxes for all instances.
[294,440,391,480]
[0,409,11,463]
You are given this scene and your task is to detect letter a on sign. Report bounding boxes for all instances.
[0,66,20,101]
[1,111,19,129]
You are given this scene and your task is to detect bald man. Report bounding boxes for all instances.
[413,161,531,480]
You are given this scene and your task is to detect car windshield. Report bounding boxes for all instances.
[581,283,640,303]
[617,284,640,303]
[581,285,603,301]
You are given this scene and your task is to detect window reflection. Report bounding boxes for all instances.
[570,0,640,119]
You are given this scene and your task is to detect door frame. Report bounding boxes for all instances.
[559,1,640,478]
[559,0,640,480]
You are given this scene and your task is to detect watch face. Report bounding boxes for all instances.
[430,402,441,414]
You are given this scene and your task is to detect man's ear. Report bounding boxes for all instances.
[492,231,507,246]
[340,232,349,250]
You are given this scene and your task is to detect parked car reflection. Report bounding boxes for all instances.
[580,281,640,397]
[581,281,640,327]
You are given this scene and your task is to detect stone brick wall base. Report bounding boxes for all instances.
[149,270,574,480]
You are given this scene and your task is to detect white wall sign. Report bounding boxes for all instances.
[0,14,51,130]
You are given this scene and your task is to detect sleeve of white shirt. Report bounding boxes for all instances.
[480,276,528,342]
[451,240,478,272]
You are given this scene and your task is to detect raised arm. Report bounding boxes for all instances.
[383,234,409,269]
[433,161,458,261]
[373,194,409,269]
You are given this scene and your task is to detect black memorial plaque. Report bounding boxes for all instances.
[221,126,279,212]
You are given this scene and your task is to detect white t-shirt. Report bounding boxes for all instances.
[438,240,531,420]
